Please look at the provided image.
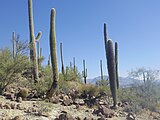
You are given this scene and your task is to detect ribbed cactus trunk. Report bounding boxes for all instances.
[12,32,16,59]
[83,60,87,84]
[104,23,118,108]
[115,42,119,89]
[107,40,117,107]
[37,41,41,66]
[104,23,108,56]
[46,8,59,98]
[100,60,104,80]
[28,0,42,83]
[60,42,65,75]
[73,57,76,73]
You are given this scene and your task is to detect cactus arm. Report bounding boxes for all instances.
[35,31,42,42]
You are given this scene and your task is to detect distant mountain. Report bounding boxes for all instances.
[87,76,143,87]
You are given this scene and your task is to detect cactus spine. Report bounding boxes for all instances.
[115,42,119,89]
[104,23,118,108]
[60,42,65,75]
[28,0,42,83]
[46,8,59,98]
[83,60,87,84]
[100,60,104,80]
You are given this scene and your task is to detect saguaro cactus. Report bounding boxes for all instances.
[104,23,108,56]
[73,57,76,73]
[115,42,119,89]
[60,42,65,75]
[46,8,59,98]
[28,0,42,82]
[100,60,104,80]
[82,60,87,84]
[12,32,16,59]
[107,40,117,108]
[104,23,118,108]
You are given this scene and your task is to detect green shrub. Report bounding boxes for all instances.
[0,48,30,94]
[18,88,29,99]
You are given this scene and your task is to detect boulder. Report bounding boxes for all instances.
[126,112,136,120]
[59,113,75,120]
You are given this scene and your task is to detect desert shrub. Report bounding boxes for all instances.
[31,66,52,97]
[59,74,82,94]
[96,79,109,86]
[18,88,29,99]
[0,48,30,94]
[63,65,82,82]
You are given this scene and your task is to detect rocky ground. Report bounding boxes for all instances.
[0,95,160,120]
[0,86,160,120]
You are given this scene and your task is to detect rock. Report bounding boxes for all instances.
[98,105,115,118]
[16,104,22,110]
[49,96,59,104]
[10,103,16,109]
[97,117,105,120]
[5,93,14,100]
[11,116,22,120]
[83,117,94,120]
[17,97,22,103]
[126,112,136,120]
[74,99,85,105]
[3,104,11,109]
[98,100,108,105]
[63,95,73,106]
[59,113,75,120]
[75,116,82,120]
[0,102,3,109]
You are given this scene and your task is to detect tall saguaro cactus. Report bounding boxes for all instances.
[46,8,59,98]
[12,32,16,59]
[28,0,42,82]
[106,40,117,107]
[82,60,87,84]
[115,42,119,89]
[104,23,119,108]
[100,60,104,80]
[60,42,65,75]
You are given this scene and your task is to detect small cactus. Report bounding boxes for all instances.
[60,42,65,75]
[100,60,104,80]
[82,60,87,84]
[46,8,59,98]
[12,32,16,59]
[73,57,76,73]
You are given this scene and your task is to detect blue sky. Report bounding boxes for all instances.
[0,0,160,78]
